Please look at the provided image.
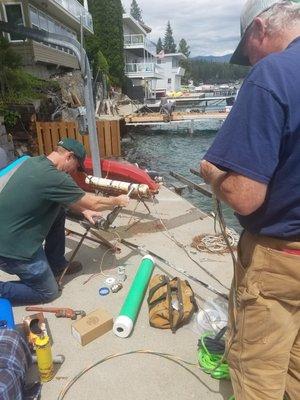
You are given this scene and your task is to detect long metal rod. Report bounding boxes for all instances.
[58,227,91,288]
[121,239,229,301]
[0,21,101,177]
[169,171,213,198]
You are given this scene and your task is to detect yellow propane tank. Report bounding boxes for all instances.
[35,335,54,382]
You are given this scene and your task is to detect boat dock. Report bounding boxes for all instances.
[125,111,228,132]
[4,184,235,400]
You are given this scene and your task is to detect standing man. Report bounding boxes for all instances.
[200,1,300,399]
[0,138,130,305]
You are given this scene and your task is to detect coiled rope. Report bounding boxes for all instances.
[197,329,230,380]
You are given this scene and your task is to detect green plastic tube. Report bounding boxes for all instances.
[113,255,155,338]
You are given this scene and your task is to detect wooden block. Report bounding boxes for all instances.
[111,120,121,157]
[50,124,59,148]
[97,121,106,158]
[43,123,53,155]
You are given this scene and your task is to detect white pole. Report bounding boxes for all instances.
[189,119,194,134]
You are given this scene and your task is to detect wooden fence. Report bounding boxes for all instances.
[36,120,121,158]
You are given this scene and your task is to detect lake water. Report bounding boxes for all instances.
[122,120,242,232]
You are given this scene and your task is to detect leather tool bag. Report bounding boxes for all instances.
[147,274,197,333]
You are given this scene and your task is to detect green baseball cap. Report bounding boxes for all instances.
[231,0,300,66]
[58,137,86,171]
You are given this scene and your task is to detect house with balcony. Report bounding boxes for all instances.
[123,13,162,102]
[0,0,93,78]
[155,53,186,96]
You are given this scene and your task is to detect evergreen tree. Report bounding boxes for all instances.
[178,38,190,58]
[156,37,163,54]
[188,59,250,84]
[86,0,124,87]
[163,21,176,53]
[130,0,143,22]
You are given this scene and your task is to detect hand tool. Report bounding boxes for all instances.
[25,306,86,320]
[82,186,135,231]
[59,188,133,287]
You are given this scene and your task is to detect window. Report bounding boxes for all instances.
[4,4,24,41]
[39,13,48,32]
[168,78,172,84]
[172,59,178,68]
[48,19,56,35]
[29,7,39,28]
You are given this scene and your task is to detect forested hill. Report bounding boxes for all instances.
[192,54,232,63]
[183,58,250,84]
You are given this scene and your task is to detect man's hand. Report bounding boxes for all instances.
[200,160,227,185]
[114,194,130,207]
[82,209,103,225]
[200,160,268,215]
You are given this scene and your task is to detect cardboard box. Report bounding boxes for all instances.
[71,308,113,346]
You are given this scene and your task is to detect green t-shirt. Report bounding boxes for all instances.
[0,156,85,261]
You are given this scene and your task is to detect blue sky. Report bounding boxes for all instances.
[122,0,245,56]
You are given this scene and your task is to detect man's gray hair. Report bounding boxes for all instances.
[259,1,300,34]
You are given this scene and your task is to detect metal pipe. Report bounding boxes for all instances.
[169,171,213,198]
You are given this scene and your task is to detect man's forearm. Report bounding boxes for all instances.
[210,174,229,202]
[200,160,267,215]
[210,174,267,216]
[95,196,119,209]
[70,195,116,213]
[72,193,129,212]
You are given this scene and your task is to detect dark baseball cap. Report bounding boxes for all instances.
[58,137,86,171]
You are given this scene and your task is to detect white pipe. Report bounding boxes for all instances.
[85,176,150,197]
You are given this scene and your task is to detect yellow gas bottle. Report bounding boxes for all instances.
[35,335,54,382]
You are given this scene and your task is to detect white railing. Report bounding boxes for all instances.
[52,0,93,31]
[124,34,156,55]
[125,62,157,74]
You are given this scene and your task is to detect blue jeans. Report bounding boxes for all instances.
[45,207,68,274]
[0,247,59,305]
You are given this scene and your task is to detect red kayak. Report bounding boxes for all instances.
[72,157,160,193]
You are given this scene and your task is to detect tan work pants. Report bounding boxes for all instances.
[227,231,300,400]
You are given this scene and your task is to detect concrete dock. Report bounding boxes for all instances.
[2,185,235,400]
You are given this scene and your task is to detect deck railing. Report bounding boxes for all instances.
[124,34,156,55]
[52,0,93,31]
[125,62,157,74]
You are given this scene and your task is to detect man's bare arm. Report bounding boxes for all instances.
[213,173,267,215]
[71,193,130,212]
[200,160,267,215]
